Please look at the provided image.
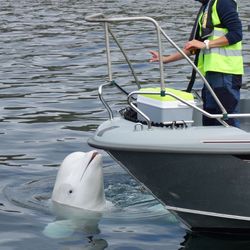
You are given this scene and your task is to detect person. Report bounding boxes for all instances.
[149,0,244,127]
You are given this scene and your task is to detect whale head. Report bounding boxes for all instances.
[51,151,106,211]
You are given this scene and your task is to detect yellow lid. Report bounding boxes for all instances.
[139,87,194,102]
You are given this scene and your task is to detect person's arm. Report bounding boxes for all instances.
[217,0,242,45]
[184,0,241,51]
[184,36,229,51]
[149,49,191,64]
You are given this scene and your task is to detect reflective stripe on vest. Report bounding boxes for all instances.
[204,48,242,57]
[204,29,243,57]
[197,0,244,75]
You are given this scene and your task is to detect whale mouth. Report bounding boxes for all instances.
[87,151,98,166]
[80,151,99,181]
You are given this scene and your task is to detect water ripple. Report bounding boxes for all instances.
[0,0,250,248]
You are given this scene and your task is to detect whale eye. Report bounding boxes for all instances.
[69,190,73,194]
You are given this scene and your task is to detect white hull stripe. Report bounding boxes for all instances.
[165,205,250,222]
[203,140,250,144]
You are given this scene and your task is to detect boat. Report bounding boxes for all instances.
[85,13,250,233]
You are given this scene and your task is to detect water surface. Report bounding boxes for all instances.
[1,0,250,249]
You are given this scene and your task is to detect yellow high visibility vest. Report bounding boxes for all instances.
[197,0,244,75]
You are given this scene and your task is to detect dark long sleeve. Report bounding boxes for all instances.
[216,0,242,45]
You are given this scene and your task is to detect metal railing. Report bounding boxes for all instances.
[127,91,230,129]
[85,13,250,128]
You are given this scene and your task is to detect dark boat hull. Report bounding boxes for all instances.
[108,150,250,231]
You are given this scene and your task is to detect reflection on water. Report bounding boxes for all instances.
[1,0,250,249]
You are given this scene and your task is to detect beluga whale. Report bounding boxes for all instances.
[44,151,111,239]
[51,150,109,211]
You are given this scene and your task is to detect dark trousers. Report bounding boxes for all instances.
[202,72,242,127]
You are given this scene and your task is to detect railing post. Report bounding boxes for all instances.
[104,22,112,81]
[156,26,165,96]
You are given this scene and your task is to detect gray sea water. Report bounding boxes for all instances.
[1,0,250,249]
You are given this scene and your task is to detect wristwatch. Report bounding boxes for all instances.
[204,40,210,50]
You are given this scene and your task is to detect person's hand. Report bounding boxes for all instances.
[149,50,160,62]
[184,39,206,51]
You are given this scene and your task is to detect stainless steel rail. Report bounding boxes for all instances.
[158,26,227,115]
[98,81,114,119]
[85,13,165,92]
[127,91,229,129]
[107,26,140,89]
[85,13,250,127]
